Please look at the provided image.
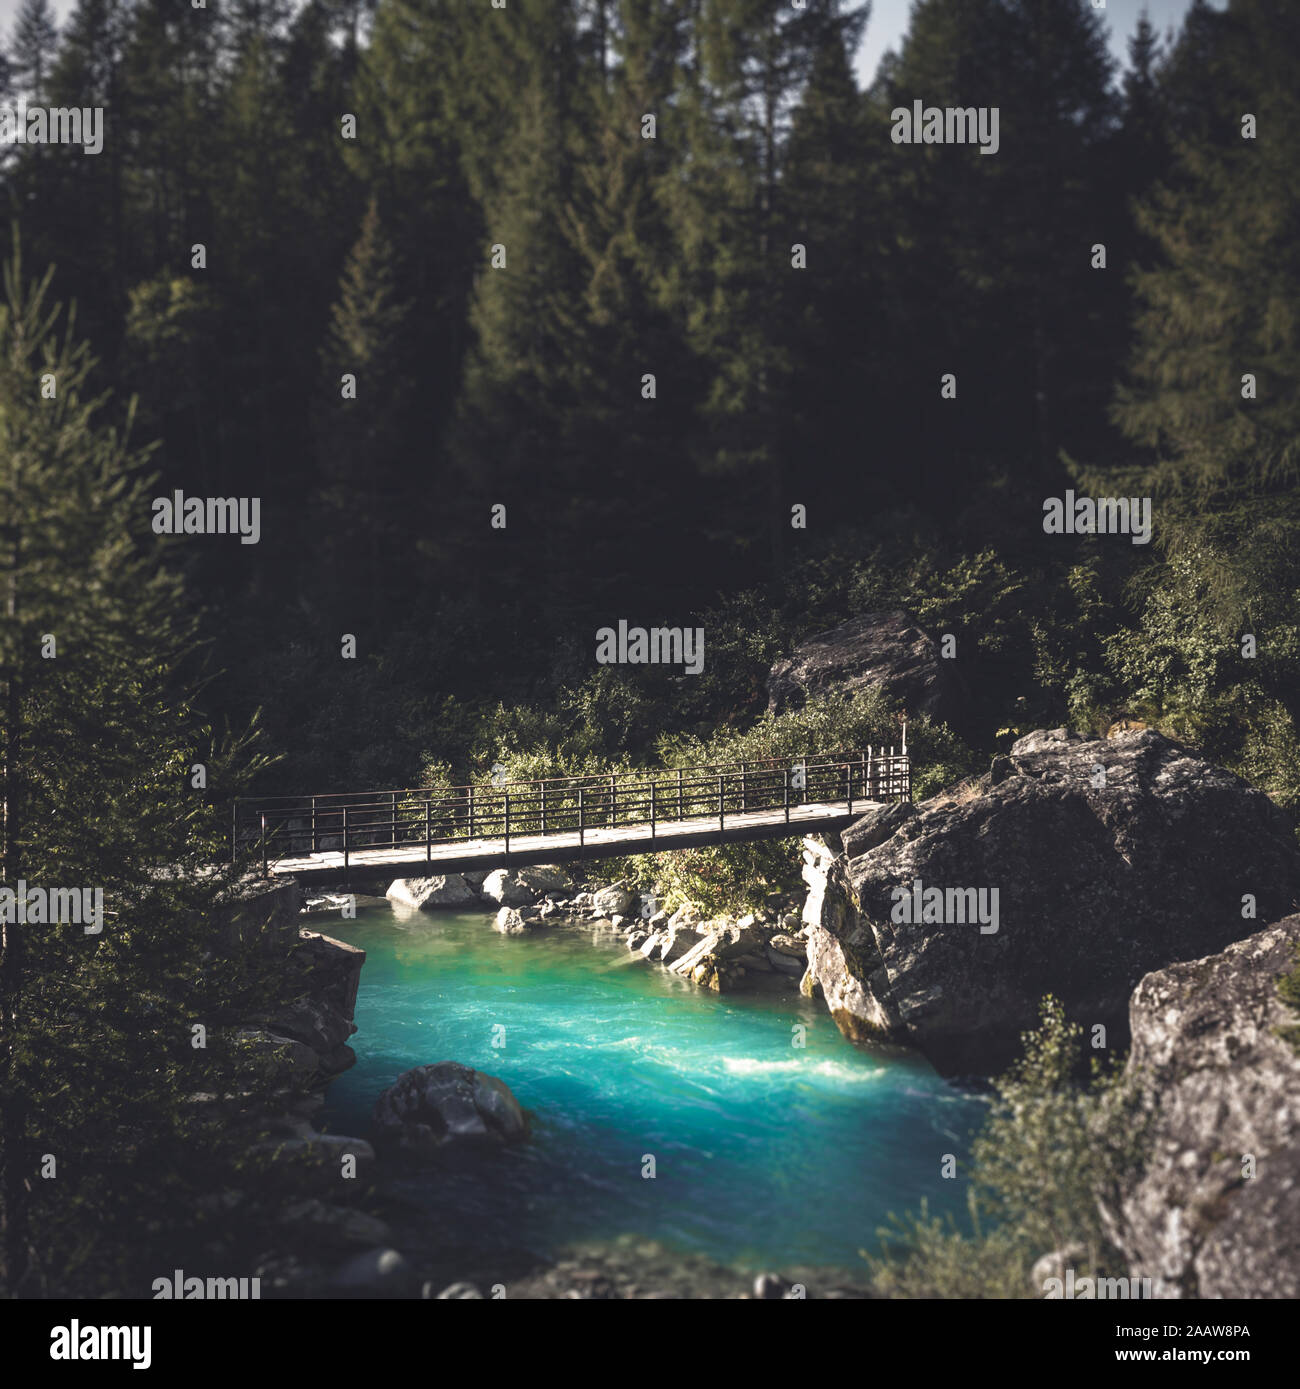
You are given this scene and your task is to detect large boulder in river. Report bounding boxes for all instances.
[659,923,704,966]
[592,881,637,917]
[494,906,535,935]
[803,728,1300,1075]
[386,873,479,910]
[1102,918,1300,1298]
[669,922,768,992]
[766,610,961,723]
[481,865,573,907]
[372,1062,528,1157]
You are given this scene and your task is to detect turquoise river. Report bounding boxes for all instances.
[319,901,987,1278]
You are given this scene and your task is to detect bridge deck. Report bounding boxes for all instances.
[264,798,871,884]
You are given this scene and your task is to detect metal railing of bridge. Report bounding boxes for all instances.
[233,744,911,876]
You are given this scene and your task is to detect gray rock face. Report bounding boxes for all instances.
[803,728,1300,1074]
[766,609,960,722]
[264,996,356,1060]
[494,906,532,935]
[669,924,767,992]
[265,929,364,1071]
[659,923,703,966]
[372,1061,528,1157]
[1104,918,1300,1298]
[482,865,573,907]
[291,931,365,1022]
[767,947,806,977]
[593,882,637,917]
[639,930,667,961]
[386,873,478,910]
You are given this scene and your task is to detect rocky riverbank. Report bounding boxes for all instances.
[384,865,815,998]
[176,875,404,1295]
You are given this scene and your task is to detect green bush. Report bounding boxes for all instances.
[864,997,1150,1298]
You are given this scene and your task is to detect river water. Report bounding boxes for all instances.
[318,902,985,1280]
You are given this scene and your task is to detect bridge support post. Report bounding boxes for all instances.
[578,788,585,855]
[426,798,432,863]
[468,785,475,841]
[342,806,349,876]
[650,780,656,841]
[541,783,546,835]
[677,768,683,821]
[260,813,267,877]
[504,792,510,860]
[784,769,790,824]
[311,796,317,854]
[847,761,853,816]
[718,774,724,834]
[610,774,616,828]
[741,762,747,813]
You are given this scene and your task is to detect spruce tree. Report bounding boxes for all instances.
[1082,1,1300,810]
[0,249,276,1296]
[315,195,415,631]
[883,0,1119,487]
[664,0,829,582]
[780,3,877,520]
[8,0,58,102]
[1110,0,1300,502]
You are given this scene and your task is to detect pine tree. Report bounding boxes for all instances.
[883,0,1120,486]
[780,3,878,520]
[529,0,701,605]
[663,0,830,582]
[315,196,415,631]
[8,0,58,102]
[1109,0,1300,501]
[450,0,596,613]
[1081,1,1300,812]
[20,0,133,353]
[1101,9,1171,330]
[0,248,276,1295]
[1121,10,1167,179]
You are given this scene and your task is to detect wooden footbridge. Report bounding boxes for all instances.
[234,745,910,885]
